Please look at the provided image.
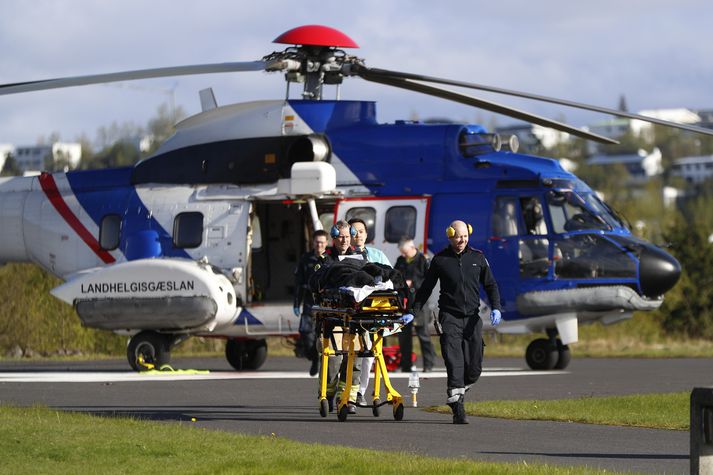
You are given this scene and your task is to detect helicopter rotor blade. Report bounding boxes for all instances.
[357,70,618,144]
[361,67,713,138]
[0,61,267,96]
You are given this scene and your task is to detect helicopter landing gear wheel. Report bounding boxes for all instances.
[225,339,268,371]
[525,338,558,370]
[127,331,171,371]
[554,340,571,370]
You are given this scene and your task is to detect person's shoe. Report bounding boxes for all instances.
[348,403,357,414]
[356,392,366,406]
[451,400,468,424]
[309,358,319,377]
[423,366,433,373]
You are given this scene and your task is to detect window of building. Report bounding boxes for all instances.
[173,212,204,248]
[345,207,376,243]
[99,214,121,251]
[384,206,416,243]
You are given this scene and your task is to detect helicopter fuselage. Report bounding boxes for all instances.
[0,99,680,370]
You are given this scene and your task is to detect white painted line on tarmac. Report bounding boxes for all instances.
[0,368,567,383]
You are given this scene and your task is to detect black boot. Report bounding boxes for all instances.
[449,397,468,424]
[309,358,319,376]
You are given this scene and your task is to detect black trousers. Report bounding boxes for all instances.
[439,311,483,390]
[398,321,436,371]
[299,307,318,362]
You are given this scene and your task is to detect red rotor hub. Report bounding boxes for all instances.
[273,25,359,48]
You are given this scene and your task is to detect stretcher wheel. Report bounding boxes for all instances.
[372,398,381,417]
[338,405,349,422]
[319,399,328,418]
[393,403,404,421]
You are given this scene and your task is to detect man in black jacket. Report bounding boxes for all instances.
[294,230,331,376]
[413,220,502,424]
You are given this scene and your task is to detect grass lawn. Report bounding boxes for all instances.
[429,392,689,430]
[0,405,624,475]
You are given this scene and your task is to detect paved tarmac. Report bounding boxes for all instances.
[1,355,710,474]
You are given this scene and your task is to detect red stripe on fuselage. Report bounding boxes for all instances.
[39,173,115,264]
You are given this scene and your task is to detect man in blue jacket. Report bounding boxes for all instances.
[413,220,502,424]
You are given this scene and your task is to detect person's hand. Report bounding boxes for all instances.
[293,306,301,317]
[490,309,502,326]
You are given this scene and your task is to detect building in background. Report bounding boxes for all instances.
[587,148,663,183]
[13,143,81,174]
[671,155,713,184]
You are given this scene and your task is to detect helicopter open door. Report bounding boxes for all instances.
[334,196,430,264]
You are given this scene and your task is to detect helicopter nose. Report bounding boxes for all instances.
[639,246,681,298]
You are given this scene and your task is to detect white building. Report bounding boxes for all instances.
[13,142,82,173]
[587,148,663,183]
[630,108,702,140]
[671,155,713,184]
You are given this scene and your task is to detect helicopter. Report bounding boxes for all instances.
[0,25,704,372]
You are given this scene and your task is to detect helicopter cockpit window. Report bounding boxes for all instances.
[491,197,519,237]
[385,206,416,243]
[546,190,609,233]
[581,193,625,229]
[520,197,547,235]
[99,214,121,251]
[173,212,204,249]
[554,234,636,279]
[345,207,376,243]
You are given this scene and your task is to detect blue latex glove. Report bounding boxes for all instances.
[490,309,502,326]
[293,306,301,317]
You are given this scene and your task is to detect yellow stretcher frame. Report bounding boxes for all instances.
[312,291,405,422]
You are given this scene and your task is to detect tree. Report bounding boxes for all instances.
[657,210,713,338]
[1,154,23,176]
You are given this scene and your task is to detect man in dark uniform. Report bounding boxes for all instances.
[395,238,436,372]
[413,220,502,424]
[294,229,331,376]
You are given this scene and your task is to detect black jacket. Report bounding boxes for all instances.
[294,251,332,308]
[414,245,501,317]
[394,252,429,291]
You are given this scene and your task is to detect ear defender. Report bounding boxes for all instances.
[330,224,358,238]
[446,223,473,237]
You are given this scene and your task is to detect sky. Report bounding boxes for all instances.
[1,0,712,147]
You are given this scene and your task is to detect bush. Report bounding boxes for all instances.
[0,263,125,356]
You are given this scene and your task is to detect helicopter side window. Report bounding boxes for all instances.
[99,214,121,251]
[345,207,376,243]
[173,212,204,249]
[518,196,549,278]
[385,206,416,243]
[491,197,519,237]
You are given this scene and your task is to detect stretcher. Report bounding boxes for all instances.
[312,286,412,422]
